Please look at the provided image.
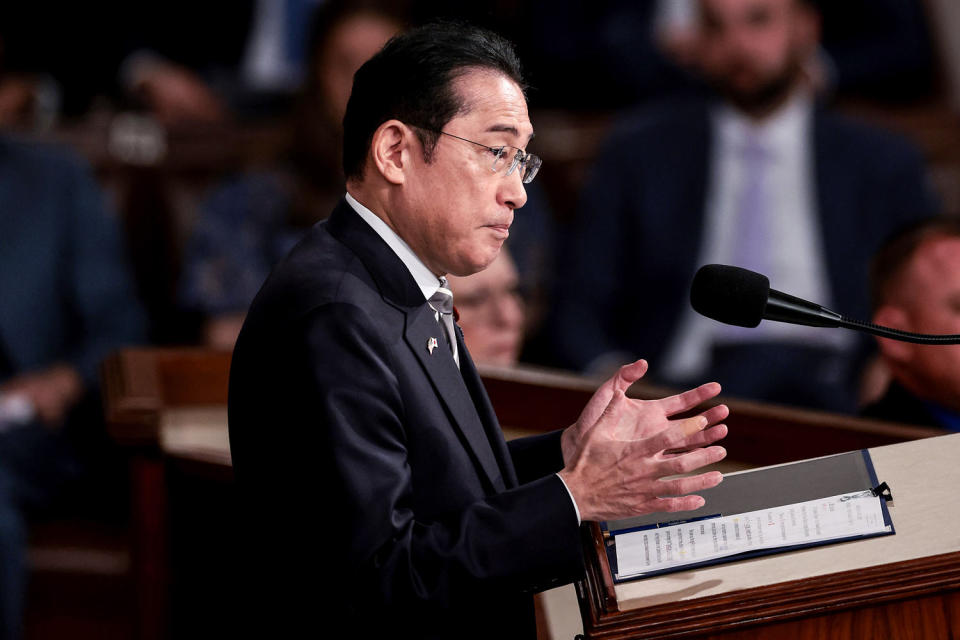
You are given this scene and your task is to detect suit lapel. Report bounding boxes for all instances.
[328,200,507,493]
[457,328,518,489]
[404,305,506,492]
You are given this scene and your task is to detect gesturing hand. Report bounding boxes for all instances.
[561,359,650,464]
[558,360,728,522]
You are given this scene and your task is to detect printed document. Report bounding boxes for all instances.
[614,491,889,579]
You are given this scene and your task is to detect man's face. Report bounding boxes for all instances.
[696,0,813,112]
[896,236,960,408]
[396,70,530,277]
[446,250,524,366]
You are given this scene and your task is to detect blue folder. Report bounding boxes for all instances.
[602,449,895,583]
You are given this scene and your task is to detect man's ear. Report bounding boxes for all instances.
[874,305,914,366]
[369,119,413,185]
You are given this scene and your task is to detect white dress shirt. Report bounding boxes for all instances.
[662,91,849,381]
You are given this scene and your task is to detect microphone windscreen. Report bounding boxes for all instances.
[690,264,770,328]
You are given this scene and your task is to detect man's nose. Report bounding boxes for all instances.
[499,169,528,209]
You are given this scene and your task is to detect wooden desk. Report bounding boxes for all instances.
[578,434,960,639]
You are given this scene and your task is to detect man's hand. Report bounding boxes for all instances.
[0,364,84,427]
[559,360,728,522]
[561,359,651,465]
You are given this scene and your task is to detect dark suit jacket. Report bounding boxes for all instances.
[553,99,935,409]
[228,200,583,638]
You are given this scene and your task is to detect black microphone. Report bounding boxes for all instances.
[690,264,960,345]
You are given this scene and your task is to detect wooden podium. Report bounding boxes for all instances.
[101,348,948,639]
[577,434,960,639]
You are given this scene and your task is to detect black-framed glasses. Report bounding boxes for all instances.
[416,127,542,184]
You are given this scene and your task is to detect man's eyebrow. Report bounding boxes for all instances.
[486,124,535,146]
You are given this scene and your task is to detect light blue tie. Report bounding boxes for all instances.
[733,132,770,276]
[718,132,770,342]
[428,278,460,368]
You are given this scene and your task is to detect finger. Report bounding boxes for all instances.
[612,359,648,394]
[656,445,727,476]
[640,416,727,454]
[663,424,728,456]
[656,469,725,498]
[649,495,708,513]
[657,382,722,417]
[628,414,704,457]
[659,406,726,448]
[700,404,729,427]
[599,387,629,420]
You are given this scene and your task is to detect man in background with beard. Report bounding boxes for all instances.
[554,0,936,413]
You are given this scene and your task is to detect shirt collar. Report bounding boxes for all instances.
[344,192,442,301]
[714,89,813,158]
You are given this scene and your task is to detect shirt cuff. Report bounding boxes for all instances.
[555,473,582,525]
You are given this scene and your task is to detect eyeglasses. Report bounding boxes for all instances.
[416,127,542,184]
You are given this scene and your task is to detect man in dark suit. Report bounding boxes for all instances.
[228,22,730,639]
[554,0,936,413]
[863,219,960,430]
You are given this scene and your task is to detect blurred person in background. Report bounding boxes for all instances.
[552,0,937,413]
[446,248,525,367]
[0,134,146,639]
[0,1,326,126]
[118,0,325,124]
[0,0,939,128]
[510,0,935,114]
[862,219,960,429]
[179,1,405,349]
[650,0,937,103]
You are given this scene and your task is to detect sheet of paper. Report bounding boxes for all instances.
[614,491,889,580]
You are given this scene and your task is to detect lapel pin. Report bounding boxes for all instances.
[427,337,439,355]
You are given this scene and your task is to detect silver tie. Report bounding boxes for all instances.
[428,278,460,368]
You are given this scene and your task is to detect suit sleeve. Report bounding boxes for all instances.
[298,302,583,613]
[508,430,565,486]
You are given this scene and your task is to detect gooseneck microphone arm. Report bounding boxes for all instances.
[835,317,960,345]
[691,264,960,345]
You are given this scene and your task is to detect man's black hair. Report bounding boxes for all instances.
[342,21,525,181]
